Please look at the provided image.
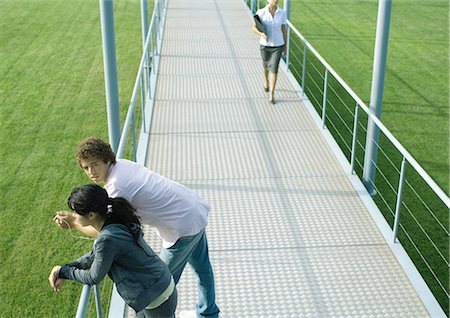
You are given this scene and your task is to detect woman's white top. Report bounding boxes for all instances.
[105,159,210,248]
[257,5,287,47]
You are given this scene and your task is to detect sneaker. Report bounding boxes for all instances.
[179,310,197,318]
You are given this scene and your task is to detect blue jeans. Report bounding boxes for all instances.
[159,230,220,318]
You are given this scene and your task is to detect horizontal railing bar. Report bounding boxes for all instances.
[287,20,450,208]
[117,2,159,158]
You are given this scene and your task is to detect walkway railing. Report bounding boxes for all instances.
[247,0,449,313]
[74,0,167,316]
[116,0,167,162]
[286,20,449,313]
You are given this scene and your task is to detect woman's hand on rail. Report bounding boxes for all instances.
[49,266,65,293]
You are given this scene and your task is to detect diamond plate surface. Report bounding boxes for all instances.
[164,26,228,41]
[156,72,300,101]
[124,0,432,317]
[159,56,243,75]
[173,247,430,318]
[181,177,385,250]
[162,39,233,57]
[146,130,344,180]
[151,99,316,133]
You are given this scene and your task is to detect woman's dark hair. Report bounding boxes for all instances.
[67,184,141,240]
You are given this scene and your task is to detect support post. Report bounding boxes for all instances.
[392,157,407,243]
[75,285,91,318]
[350,103,360,174]
[93,284,103,318]
[321,69,329,128]
[141,0,149,49]
[284,0,291,19]
[362,0,392,194]
[284,0,291,69]
[100,0,121,152]
[301,44,307,96]
[141,0,150,134]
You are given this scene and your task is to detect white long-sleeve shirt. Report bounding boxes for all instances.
[257,5,287,47]
[105,159,210,248]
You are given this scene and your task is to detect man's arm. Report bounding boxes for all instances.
[53,211,99,238]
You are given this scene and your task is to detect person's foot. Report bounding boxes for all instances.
[179,310,197,318]
[269,95,275,104]
[264,80,269,92]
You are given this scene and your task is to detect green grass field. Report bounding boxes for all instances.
[289,0,449,193]
[0,0,448,317]
[0,0,143,316]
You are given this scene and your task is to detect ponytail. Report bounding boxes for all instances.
[107,197,142,240]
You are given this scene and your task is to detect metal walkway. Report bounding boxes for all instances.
[129,0,431,316]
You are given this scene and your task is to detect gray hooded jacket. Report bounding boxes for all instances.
[59,223,172,312]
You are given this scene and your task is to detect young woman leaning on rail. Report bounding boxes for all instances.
[49,184,177,318]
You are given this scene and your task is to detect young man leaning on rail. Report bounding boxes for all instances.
[54,136,220,318]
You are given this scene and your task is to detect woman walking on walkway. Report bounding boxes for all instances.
[49,184,177,318]
[252,0,287,104]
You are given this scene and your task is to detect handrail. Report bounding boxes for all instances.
[75,0,167,317]
[76,285,91,318]
[280,10,448,314]
[116,0,159,158]
[116,0,161,159]
[76,283,102,318]
[287,20,450,209]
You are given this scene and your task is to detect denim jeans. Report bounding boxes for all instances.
[159,229,220,318]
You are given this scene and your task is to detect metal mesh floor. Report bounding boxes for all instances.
[125,0,431,316]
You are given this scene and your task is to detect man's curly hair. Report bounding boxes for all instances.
[75,137,116,167]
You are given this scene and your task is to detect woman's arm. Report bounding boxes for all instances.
[58,237,116,286]
[54,211,99,238]
[252,23,268,42]
[66,251,95,269]
[282,24,287,54]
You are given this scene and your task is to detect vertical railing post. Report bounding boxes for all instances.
[321,69,329,128]
[141,0,149,49]
[159,0,164,32]
[152,31,157,75]
[251,0,256,14]
[392,157,407,243]
[350,103,360,174]
[301,44,307,96]
[141,0,150,130]
[141,73,148,133]
[93,284,103,318]
[75,285,91,318]
[285,27,290,71]
[284,0,291,70]
[132,112,137,160]
[99,0,121,152]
